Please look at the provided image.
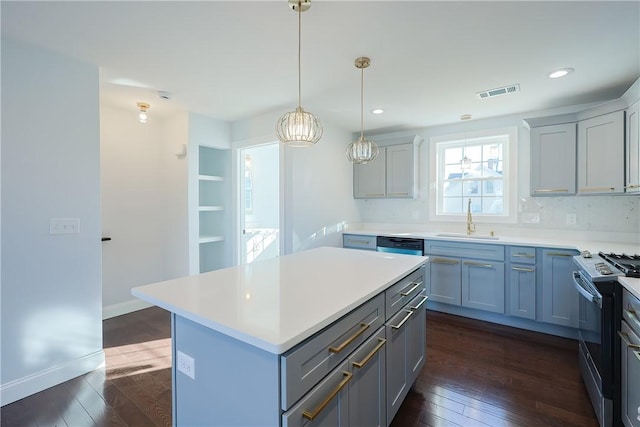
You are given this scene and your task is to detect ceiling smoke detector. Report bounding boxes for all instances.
[476,84,520,99]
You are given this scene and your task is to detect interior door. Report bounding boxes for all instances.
[239,143,280,264]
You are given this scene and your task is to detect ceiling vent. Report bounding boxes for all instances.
[476,84,520,99]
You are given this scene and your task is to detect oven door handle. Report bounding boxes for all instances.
[572,271,602,308]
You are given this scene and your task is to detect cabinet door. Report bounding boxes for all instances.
[282,361,351,427]
[427,257,461,305]
[530,123,576,196]
[626,100,640,193]
[385,308,413,425]
[577,110,625,194]
[353,149,386,198]
[541,249,578,327]
[509,264,536,320]
[620,322,640,427]
[386,143,414,198]
[461,260,505,314]
[407,293,427,383]
[348,328,387,427]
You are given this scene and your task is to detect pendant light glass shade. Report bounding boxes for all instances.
[347,57,379,164]
[276,106,323,147]
[276,0,322,147]
[347,135,379,164]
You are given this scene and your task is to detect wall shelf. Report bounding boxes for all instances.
[198,174,224,182]
[199,236,225,244]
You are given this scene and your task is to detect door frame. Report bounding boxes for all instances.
[231,136,286,265]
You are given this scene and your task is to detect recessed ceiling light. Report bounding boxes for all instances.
[371,108,384,115]
[549,68,574,79]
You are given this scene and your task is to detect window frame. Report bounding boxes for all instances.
[429,126,518,224]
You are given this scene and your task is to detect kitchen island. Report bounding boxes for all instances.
[132,246,428,426]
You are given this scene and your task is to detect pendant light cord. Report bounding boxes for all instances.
[297,3,302,108]
[360,65,364,139]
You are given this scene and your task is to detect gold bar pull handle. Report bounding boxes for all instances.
[512,267,535,272]
[533,188,569,193]
[328,323,370,354]
[624,309,640,332]
[618,331,640,349]
[625,184,640,189]
[579,187,616,192]
[400,281,422,296]
[391,310,413,330]
[512,253,535,258]
[409,295,429,310]
[432,258,459,265]
[352,338,386,369]
[546,252,573,257]
[464,261,493,268]
[302,371,353,420]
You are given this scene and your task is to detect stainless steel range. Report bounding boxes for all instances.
[573,251,639,427]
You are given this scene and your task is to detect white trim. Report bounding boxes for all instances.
[0,350,105,406]
[429,126,518,224]
[102,298,152,320]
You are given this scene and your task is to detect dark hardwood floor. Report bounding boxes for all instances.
[1,308,597,426]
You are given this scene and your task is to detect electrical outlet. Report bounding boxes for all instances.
[177,350,195,379]
[566,214,577,225]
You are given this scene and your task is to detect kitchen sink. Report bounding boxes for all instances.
[435,232,499,240]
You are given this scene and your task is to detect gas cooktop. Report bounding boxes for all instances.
[599,252,640,278]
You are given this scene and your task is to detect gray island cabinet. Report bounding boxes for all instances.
[132,246,428,427]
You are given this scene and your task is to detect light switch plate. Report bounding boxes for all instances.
[177,350,195,379]
[50,218,80,234]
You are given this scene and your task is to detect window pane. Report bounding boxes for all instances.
[462,180,480,196]
[443,197,463,213]
[444,147,463,164]
[483,179,502,196]
[482,196,503,214]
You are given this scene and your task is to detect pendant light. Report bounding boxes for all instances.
[275,0,322,147]
[346,57,379,164]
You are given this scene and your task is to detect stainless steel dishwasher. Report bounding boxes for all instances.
[376,236,424,255]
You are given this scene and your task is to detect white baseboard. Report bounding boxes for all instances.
[1,350,105,407]
[102,298,152,320]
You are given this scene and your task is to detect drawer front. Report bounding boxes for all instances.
[385,266,425,320]
[425,240,504,261]
[623,288,640,337]
[343,234,377,250]
[508,246,536,265]
[281,294,384,410]
[282,360,351,427]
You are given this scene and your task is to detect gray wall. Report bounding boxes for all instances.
[1,38,103,405]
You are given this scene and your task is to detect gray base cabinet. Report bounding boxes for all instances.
[385,291,427,425]
[541,249,579,327]
[462,259,505,313]
[621,289,640,427]
[173,264,426,427]
[425,240,505,314]
[507,247,537,320]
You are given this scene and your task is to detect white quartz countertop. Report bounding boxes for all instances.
[345,229,640,254]
[132,247,427,354]
[620,276,640,300]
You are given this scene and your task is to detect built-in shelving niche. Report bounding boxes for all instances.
[198,146,230,273]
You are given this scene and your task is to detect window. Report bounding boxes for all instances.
[430,127,517,223]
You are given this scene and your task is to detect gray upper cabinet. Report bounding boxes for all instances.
[577,110,625,194]
[626,100,640,194]
[530,123,576,196]
[353,134,422,199]
[353,150,386,198]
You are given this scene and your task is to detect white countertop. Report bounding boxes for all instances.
[345,229,640,254]
[132,247,427,354]
[620,276,640,300]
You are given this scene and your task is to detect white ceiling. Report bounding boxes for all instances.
[2,1,639,133]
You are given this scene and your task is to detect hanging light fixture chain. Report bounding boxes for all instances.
[360,64,364,139]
